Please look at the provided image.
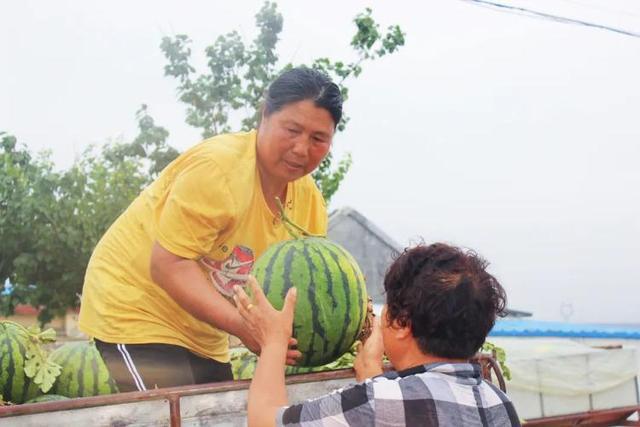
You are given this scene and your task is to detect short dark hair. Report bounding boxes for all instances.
[383,243,507,359]
[263,67,343,128]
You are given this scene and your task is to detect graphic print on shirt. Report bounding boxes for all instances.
[199,246,255,297]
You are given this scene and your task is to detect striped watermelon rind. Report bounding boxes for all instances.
[230,344,358,380]
[251,237,368,367]
[25,394,70,403]
[230,347,257,380]
[50,341,118,398]
[0,322,43,404]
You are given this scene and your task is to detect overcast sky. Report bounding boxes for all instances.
[2,0,639,323]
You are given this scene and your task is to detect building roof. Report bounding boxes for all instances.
[504,309,533,318]
[490,319,640,339]
[331,207,532,318]
[329,207,402,253]
[328,207,403,304]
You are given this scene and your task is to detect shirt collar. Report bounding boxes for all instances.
[389,362,482,380]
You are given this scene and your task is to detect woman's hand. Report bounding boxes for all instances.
[233,276,301,365]
[353,316,384,382]
[237,334,301,366]
[236,328,262,355]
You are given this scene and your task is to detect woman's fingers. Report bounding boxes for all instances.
[286,338,300,365]
[233,286,259,329]
[233,294,252,322]
[362,317,384,358]
[367,317,383,349]
[285,348,302,365]
[234,278,300,357]
[286,348,301,358]
[233,284,253,309]
[369,316,382,337]
[282,287,297,324]
[247,275,269,305]
[366,298,374,313]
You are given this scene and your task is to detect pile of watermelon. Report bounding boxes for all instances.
[0,321,117,405]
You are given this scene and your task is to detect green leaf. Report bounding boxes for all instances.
[24,350,42,378]
[482,341,511,381]
[27,324,41,336]
[37,327,57,343]
[34,359,62,393]
[23,341,63,393]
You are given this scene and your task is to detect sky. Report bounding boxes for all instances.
[2,0,639,323]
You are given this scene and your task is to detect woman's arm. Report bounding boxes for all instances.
[233,277,297,427]
[247,343,288,427]
[150,241,259,352]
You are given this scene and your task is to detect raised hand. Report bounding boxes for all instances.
[233,276,301,365]
[353,315,384,382]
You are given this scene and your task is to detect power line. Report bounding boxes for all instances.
[460,0,640,39]
[554,0,640,19]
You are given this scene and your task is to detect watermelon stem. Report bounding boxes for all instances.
[275,197,325,239]
[281,216,301,240]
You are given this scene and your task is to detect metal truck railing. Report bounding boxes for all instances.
[0,354,506,426]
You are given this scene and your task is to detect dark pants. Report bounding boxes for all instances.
[95,339,233,392]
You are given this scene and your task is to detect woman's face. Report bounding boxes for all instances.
[257,99,335,184]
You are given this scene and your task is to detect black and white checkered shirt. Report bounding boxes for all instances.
[277,362,520,426]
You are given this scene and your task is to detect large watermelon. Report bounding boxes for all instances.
[0,322,42,403]
[252,237,368,366]
[50,341,118,397]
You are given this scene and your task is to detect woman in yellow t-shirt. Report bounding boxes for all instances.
[78,67,342,391]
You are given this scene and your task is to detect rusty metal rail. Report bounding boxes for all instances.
[0,353,505,426]
[523,405,640,426]
[0,368,355,425]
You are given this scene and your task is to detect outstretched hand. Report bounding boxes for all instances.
[233,276,301,365]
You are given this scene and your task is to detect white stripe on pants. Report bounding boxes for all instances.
[116,343,147,391]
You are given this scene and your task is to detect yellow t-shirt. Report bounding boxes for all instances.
[78,130,327,362]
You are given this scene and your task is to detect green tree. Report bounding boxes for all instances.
[0,108,171,323]
[0,133,44,315]
[104,104,179,179]
[160,3,404,202]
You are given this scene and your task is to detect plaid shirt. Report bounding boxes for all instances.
[277,362,520,426]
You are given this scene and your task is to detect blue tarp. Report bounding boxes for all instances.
[490,319,640,339]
